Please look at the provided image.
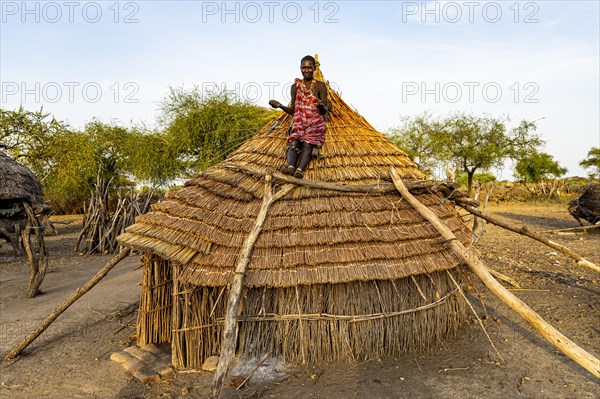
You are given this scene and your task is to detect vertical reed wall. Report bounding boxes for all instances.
[137,254,173,346]
[169,268,465,369]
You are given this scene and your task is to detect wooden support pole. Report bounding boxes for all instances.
[457,203,600,274]
[4,248,131,360]
[221,163,470,199]
[22,202,48,298]
[211,177,294,398]
[390,167,600,379]
[21,219,39,298]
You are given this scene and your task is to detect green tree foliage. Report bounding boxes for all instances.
[389,112,544,195]
[436,114,543,195]
[83,120,132,183]
[160,88,278,171]
[579,147,600,177]
[122,128,184,187]
[514,152,567,183]
[0,106,69,178]
[1,92,277,212]
[0,111,134,212]
[456,172,497,187]
[1,107,92,211]
[387,112,440,175]
[43,121,186,212]
[43,130,98,212]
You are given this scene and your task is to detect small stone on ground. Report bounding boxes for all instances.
[202,355,219,372]
[111,344,173,384]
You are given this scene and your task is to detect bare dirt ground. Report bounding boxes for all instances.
[0,202,599,399]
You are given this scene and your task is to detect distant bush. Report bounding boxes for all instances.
[456,172,497,187]
[1,91,277,214]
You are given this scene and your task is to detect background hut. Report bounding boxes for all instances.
[0,151,51,297]
[569,183,600,226]
[117,60,472,370]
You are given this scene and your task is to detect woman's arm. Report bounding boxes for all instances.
[316,81,328,116]
[269,84,297,115]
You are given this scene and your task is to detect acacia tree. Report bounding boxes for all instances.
[160,87,278,172]
[391,112,543,195]
[122,127,184,188]
[436,113,515,195]
[579,147,600,178]
[387,112,441,176]
[515,151,567,183]
[0,106,70,180]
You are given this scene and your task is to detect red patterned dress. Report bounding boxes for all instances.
[288,78,326,147]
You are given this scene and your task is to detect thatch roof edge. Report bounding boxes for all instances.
[0,151,45,204]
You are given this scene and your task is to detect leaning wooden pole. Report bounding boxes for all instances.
[457,203,600,274]
[390,167,600,379]
[4,248,131,360]
[221,162,470,198]
[23,202,48,298]
[211,176,294,398]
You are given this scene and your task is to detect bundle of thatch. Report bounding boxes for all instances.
[117,58,472,370]
[569,183,600,225]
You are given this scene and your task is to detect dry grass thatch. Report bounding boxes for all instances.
[137,254,173,346]
[569,183,600,225]
[136,257,465,368]
[121,56,473,367]
[117,60,472,288]
[0,151,44,206]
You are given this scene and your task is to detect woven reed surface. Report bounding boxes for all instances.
[137,254,173,346]
[117,63,471,287]
[170,269,465,368]
[0,151,45,204]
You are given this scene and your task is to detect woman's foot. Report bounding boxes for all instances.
[280,165,295,175]
[293,168,304,178]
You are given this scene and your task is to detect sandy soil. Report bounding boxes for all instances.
[0,203,598,399]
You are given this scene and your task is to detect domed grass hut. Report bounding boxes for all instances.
[0,151,45,209]
[569,183,600,226]
[0,150,50,297]
[117,59,472,370]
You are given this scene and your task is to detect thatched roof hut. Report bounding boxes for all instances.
[569,183,600,225]
[117,59,472,369]
[0,151,51,297]
[0,151,45,208]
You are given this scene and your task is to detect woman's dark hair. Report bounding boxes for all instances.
[301,55,316,67]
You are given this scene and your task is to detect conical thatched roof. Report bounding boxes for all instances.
[118,59,471,287]
[0,151,45,205]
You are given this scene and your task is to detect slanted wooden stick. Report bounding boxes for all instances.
[4,248,131,360]
[488,268,521,288]
[221,162,469,198]
[457,203,600,274]
[541,224,600,234]
[211,176,294,398]
[390,167,600,379]
[22,202,48,298]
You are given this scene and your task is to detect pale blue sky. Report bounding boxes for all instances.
[1,1,599,177]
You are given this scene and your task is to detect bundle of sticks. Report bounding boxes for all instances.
[74,175,154,255]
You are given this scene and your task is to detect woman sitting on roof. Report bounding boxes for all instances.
[269,55,328,179]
